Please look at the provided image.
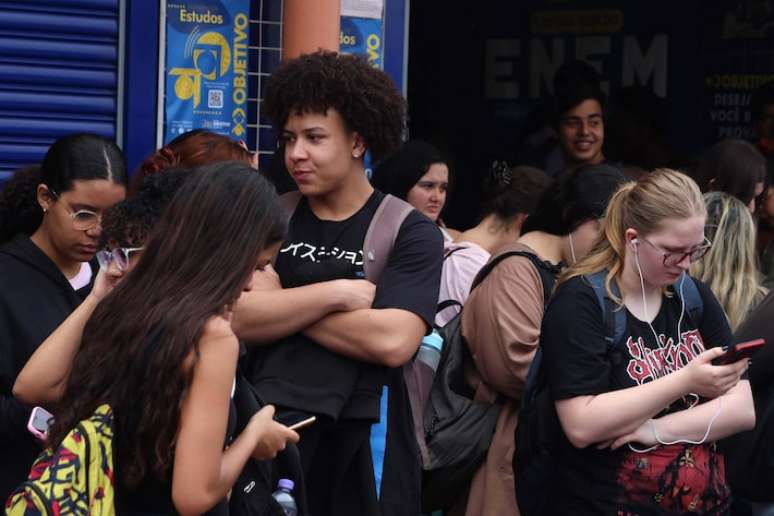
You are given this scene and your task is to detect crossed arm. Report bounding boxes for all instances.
[555,347,755,449]
[232,267,426,367]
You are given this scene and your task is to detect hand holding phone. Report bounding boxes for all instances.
[288,415,316,431]
[27,406,54,441]
[712,339,765,365]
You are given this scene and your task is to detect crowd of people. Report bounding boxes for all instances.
[1,49,774,516]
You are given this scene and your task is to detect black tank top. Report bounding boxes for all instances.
[114,328,237,515]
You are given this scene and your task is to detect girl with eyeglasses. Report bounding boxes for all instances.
[13,169,189,407]
[0,133,126,498]
[539,169,755,515]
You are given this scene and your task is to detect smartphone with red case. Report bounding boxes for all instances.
[713,339,765,365]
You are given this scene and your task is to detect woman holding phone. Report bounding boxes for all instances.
[540,169,755,515]
[47,163,298,515]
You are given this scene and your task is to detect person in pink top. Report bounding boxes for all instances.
[435,163,551,326]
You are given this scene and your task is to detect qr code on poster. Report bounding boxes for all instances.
[208,90,224,109]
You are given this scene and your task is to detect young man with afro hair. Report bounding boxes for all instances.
[234,51,443,516]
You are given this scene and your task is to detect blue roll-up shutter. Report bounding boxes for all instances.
[0,0,120,182]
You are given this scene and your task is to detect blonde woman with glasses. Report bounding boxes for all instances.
[692,191,768,331]
[538,169,754,515]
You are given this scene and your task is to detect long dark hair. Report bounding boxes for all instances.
[690,139,766,206]
[0,133,126,243]
[48,162,286,485]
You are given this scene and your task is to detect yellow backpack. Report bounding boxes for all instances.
[5,404,115,515]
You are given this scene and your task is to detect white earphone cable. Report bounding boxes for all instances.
[627,244,720,453]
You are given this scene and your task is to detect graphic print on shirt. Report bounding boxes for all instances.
[616,328,729,514]
[624,329,705,385]
[280,241,364,266]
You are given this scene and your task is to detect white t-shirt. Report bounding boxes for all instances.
[68,262,92,291]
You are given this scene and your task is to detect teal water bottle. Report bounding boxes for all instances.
[416,330,443,371]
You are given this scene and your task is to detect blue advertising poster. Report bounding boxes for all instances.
[340,16,384,69]
[164,0,249,144]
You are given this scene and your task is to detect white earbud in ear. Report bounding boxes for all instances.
[631,238,639,251]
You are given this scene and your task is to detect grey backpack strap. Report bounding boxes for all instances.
[274,191,303,266]
[362,194,414,284]
[279,190,303,216]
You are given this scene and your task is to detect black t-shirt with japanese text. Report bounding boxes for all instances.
[541,275,734,516]
[248,190,443,422]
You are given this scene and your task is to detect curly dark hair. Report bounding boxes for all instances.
[0,165,41,243]
[263,50,406,162]
[101,168,191,248]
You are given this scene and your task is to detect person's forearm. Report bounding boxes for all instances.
[304,309,424,367]
[557,368,691,448]
[654,380,755,443]
[232,281,347,342]
[13,294,99,406]
[173,423,258,515]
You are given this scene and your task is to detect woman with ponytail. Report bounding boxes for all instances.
[540,169,755,515]
[454,164,626,516]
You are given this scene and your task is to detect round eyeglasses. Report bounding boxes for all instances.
[96,247,144,271]
[48,188,101,231]
[641,237,712,267]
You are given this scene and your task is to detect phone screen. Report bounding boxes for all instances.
[30,408,53,433]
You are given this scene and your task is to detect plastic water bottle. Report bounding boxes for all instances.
[271,478,298,516]
[416,330,443,372]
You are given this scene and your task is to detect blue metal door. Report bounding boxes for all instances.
[0,0,121,182]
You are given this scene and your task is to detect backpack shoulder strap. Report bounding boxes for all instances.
[471,250,559,307]
[585,271,623,347]
[279,190,303,217]
[673,273,704,326]
[362,194,414,284]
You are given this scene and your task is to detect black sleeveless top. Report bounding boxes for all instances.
[114,328,238,515]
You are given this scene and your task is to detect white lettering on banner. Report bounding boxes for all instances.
[485,39,521,99]
[622,34,668,97]
[483,35,669,100]
[575,36,611,95]
[529,38,565,98]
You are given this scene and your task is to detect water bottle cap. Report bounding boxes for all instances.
[422,331,443,351]
[278,478,294,491]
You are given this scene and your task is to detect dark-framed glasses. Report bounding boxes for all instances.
[96,247,144,271]
[641,236,712,267]
[48,188,101,231]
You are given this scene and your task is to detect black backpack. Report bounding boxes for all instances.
[515,271,704,516]
[231,362,308,516]
[420,250,559,512]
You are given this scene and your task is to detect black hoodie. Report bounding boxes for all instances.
[0,235,94,499]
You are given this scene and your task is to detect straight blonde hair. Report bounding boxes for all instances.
[692,192,767,330]
[558,169,706,303]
